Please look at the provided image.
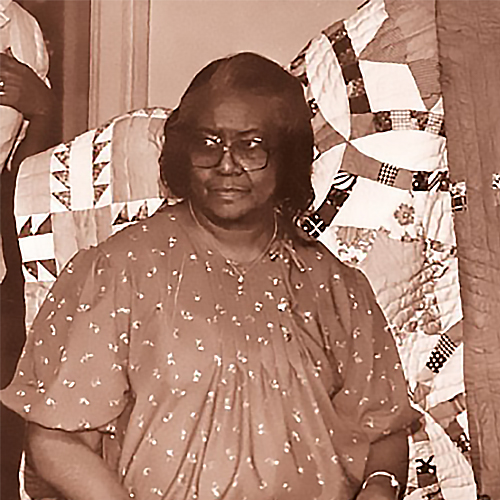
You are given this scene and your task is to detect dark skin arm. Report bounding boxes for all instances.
[356,428,409,500]
[1,54,57,382]
[0,52,59,500]
[0,52,56,173]
[0,52,54,119]
[26,425,408,500]
[26,424,129,500]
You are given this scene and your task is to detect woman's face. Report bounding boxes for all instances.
[185,90,280,227]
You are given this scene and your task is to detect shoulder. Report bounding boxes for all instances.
[95,202,185,259]
[61,203,187,279]
[293,238,359,281]
[293,238,376,308]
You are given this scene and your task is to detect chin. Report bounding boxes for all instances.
[210,205,250,223]
[204,202,263,226]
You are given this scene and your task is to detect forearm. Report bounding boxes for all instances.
[357,428,409,500]
[366,428,409,489]
[27,423,129,500]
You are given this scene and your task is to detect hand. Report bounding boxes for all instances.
[0,53,53,118]
[356,477,399,500]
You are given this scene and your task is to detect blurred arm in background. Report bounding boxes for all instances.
[0,2,56,499]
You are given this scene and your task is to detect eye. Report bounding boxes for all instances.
[201,136,219,148]
[240,137,265,151]
[191,135,220,151]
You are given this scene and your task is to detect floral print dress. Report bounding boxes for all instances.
[1,202,418,500]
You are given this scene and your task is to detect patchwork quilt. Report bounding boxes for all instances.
[290,1,475,498]
[14,0,476,498]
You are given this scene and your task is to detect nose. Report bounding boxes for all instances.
[218,145,242,175]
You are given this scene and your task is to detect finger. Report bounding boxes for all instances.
[0,63,24,77]
[0,53,27,68]
[0,54,31,78]
[0,73,28,87]
[0,73,25,89]
[0,54,18,71]
[0,65,43,90]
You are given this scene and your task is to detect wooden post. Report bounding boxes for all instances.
[89,0,150,128]
[436,1,500,497]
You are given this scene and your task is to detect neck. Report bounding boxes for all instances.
[188,201,277,264]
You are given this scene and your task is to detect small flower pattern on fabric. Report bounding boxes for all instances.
[335,227,378,265]
[1,203,418,500]
[394,203,416,226]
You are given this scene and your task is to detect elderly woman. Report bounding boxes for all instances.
[1,53,418,500]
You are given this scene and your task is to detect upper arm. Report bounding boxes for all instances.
[27,422,103,458]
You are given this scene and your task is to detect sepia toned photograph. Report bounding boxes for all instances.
[0,1,499,499]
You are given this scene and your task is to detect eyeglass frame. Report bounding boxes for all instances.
[185,132,271,172]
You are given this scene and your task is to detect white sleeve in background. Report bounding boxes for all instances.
[0,0,49,173]
[0,0,49,281]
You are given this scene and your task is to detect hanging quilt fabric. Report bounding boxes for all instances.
[14,107,171,327]
[289,0,474,498]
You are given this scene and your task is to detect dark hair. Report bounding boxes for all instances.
[159,52,315,220]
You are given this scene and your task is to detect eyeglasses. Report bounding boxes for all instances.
[188,134,269,172]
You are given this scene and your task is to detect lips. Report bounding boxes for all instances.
[208,186,249,200]
[209,186,249,193]
[209,184,248,191]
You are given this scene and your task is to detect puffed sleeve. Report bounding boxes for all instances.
[328,263,420,443]
[0,246,132,431]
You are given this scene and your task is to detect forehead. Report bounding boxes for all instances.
[183,90,284,134]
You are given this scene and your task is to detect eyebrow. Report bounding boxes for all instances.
[194,127,265,137]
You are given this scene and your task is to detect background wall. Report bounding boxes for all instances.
[148,0,361,109]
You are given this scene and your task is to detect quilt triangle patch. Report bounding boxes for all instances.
[358,17,407,65]
[52,170,70,189]
[132,109,150,118]
[35,215,52,236]
[94,184,109,205]
[92,141,110,163]
[92,161,110,184]
[38,259,57,279]
[54,145,71,170]
[130,202,148,222]
[52,191,71,210]
[93,124,107,143]
[113,205,130,225]
[24,261,38,280]
[407,59,441,111]
[19,217,32,238]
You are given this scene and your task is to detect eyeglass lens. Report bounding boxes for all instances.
[189,137,268,171]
